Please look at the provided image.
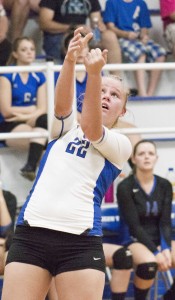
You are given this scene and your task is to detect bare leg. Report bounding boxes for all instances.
[147,55,165,96]
[134,54,147,97]
[5,124,32,149]
[103,244,131,294]
[0,241,6,275]
[0,190,11,226]
[129,243,156,290]
[47,278,59,300]
[55,269,105,300]
[101,30,122,76]
[6,124,47,149]
[2,262,52,300]
[8,0,31,41]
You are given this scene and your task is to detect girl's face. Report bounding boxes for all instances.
[13,40,36,65]
[101,77,126,128]
[132,142,158,172]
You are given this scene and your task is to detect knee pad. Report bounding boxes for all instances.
[112,247,133,270]
[136,262,158,280]
[35,114,48,129]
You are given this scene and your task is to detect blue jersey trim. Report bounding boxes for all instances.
[88,159,121,236]
[16,139,57,225]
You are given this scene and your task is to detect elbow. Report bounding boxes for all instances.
[39,18,49,31]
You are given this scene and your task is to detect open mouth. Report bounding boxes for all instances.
[102,103,109,110]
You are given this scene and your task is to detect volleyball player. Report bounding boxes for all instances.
[2,27,132,300]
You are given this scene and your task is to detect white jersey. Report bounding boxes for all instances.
[17,112,132,236]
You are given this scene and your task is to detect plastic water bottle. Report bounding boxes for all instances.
[166,167,175,201]
[92,17,101,46]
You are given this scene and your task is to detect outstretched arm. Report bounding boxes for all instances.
[54,27,93,118]
[81,48,108,141]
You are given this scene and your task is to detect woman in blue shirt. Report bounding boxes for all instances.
[0,37,48,181]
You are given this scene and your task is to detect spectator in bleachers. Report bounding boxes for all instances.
[38,0,122,71]
[159,0,175,59]
[0,0,11,65]
[3,0,41,42]
[103,0,167,97]
[0,36,48,181]
[116,139,174,300]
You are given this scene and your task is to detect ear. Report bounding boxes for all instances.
[12,51,18,59]
[119,107,126,117]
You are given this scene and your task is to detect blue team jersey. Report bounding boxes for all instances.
[17,112,132,236]
[103,0,152,32]
[0,72,46,123]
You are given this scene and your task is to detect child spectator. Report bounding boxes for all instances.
[0,37,48,181]
[103,0,167,97]
[160,0,175,59]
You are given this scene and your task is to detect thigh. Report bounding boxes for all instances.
[128,243,156,266]
[119,38,146,63]
[6,124,31,149]
[55,269,105,300]
[2,262,52,300]
[145,40,166,62]
[103,243,122,267]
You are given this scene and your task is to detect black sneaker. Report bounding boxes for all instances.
[20,164,36,181]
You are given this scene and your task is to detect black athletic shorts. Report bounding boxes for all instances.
[0,121,25,133]
[0,121,25,144]
[6,226,105,276]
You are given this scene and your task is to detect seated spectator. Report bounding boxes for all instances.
[103,0,167,97]
[116,139,174,300]
[0,0,11,65]
[3,0,41,42]
[159,0,175,59]
[0,37,48,181]
[39,0,121,72]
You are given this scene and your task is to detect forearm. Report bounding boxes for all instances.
[81,73,103,141]
[106,23,129,38]
[40,20,70,34]
[7,105,36,116]
[54,57,75,117]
